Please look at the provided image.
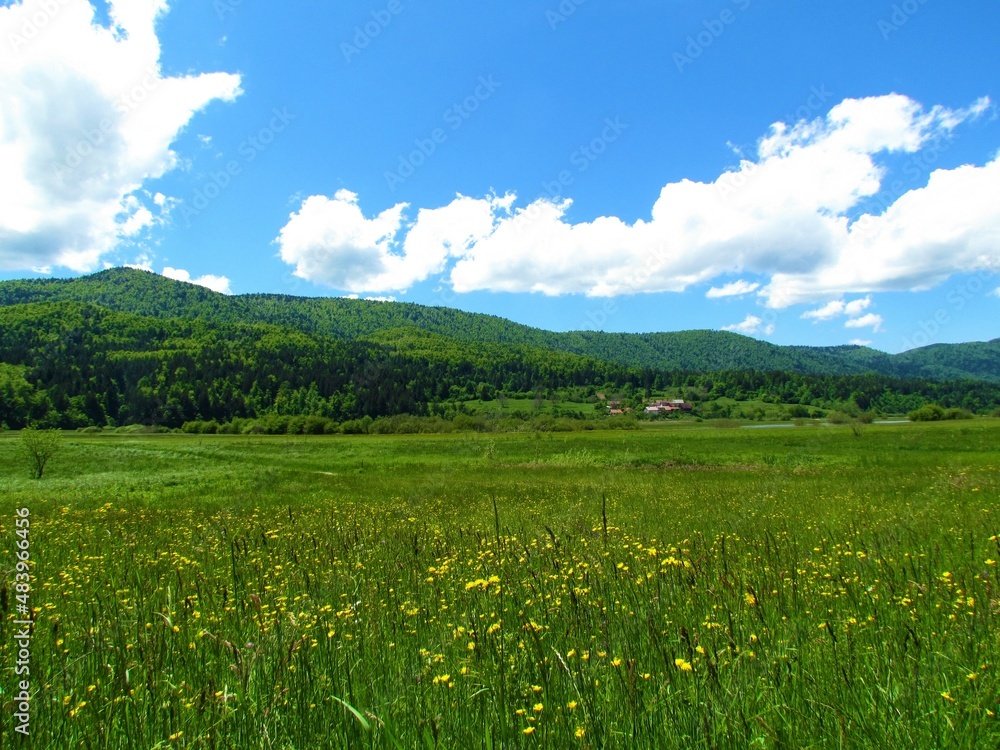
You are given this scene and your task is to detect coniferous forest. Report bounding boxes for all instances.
[0,268,998,430]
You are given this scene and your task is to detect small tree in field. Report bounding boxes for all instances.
[20,428,61,479]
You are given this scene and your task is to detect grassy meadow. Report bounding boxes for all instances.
[1,421,999,748]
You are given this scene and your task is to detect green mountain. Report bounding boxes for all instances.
[1,267,997,382]
[0,298,643,428]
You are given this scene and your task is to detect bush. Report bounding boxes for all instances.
[302,416,329,435]
[908,404,945,422]
[908,405,974,422]
[339,419,368,435]
[943,408,974,421]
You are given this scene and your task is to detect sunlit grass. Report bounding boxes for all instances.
[1,421,998,748]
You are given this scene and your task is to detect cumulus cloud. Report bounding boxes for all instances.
[802,295,872,321]
[161,266,232,294]
[706,279,760,299]
[844,296,872,316]
[276,190,512,293]
[722,315,774,336]
[802,300,847,321]
[844,313,883,332]
[276,94,998,304]
[849,339,873,347]
[0,0,241,273]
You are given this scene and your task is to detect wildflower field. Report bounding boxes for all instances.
[1,421,999,748]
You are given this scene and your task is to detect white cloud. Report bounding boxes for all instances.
[844,296,872,316]
[276,94,998,304]
[162,266,232,294]
[706,279,760,299]
[802,295,872,321]
[801,300,846,321]
[0,0,241,273]
[844,313,883,332]
[722,315,774,336]
[849,339,873,346]
[276,190,511,293]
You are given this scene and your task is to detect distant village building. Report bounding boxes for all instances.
[606,399,631,415]
[644,399,692,414]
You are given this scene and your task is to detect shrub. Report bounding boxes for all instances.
[827,411,853,425]
[943,408,974,421]
[908,404,945,422]
[302,416,329,435]
[339,419,368,435]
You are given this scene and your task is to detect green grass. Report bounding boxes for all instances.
[1,421,999,748]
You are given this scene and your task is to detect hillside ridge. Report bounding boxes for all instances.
[1,267,997,382]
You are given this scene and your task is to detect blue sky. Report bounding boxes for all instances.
[1,0,999,352]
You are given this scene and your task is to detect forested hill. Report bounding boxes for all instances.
[1,267,998,382]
